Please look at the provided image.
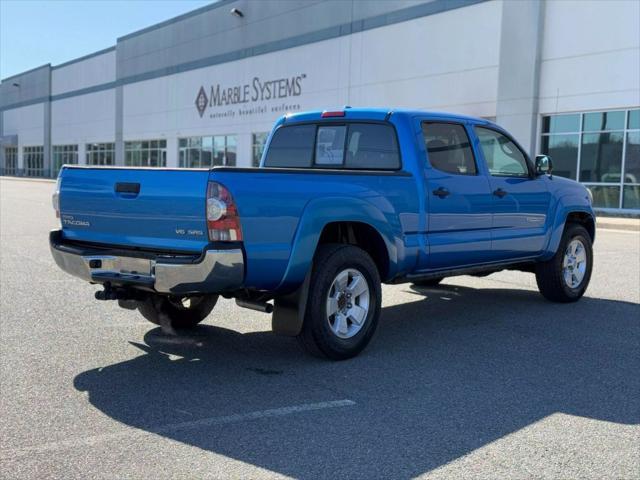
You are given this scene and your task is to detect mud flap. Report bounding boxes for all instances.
[271,267,312,336]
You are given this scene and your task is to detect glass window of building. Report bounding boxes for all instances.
[252,132,269,167]
[86,143,115,166]
[24,146,44,177]
[4,147,17,175]
[178,135,237,168]
[541,108,640,210]
[623,109,640,209]
[52,145,78,176]
[125,140,167,167]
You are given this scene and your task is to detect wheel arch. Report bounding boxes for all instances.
[316,221,391,281]
[542,200,595,261]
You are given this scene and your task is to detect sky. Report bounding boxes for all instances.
[0,0,214,79]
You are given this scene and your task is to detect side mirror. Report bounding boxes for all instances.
[535,154,553,175]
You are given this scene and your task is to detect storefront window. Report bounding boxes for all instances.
[583,111,625,132]
[540,134,579,179]
[579,132,624,183]
[4,147,17,175]
[541,108,640,210]
[178,135,237,168]
[86,143,115,166]
[24,146,44,177]
[252,132,268,167]
[623,111,640,208]
[125,140,167,167]
[52,145,78,176]
[542,114,580,134]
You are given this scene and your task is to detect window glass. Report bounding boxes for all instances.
[586,185,620,208]
[583,111,625,132]
[24,146,44,177]
[541,134,578,179]
[52,145,78,176]
[346,123,400,170]
[622,186,640,209]
[124,139,167,167]
[629,109,640,130]
[4,147,17,175]
[315,126,346,166]
[225,136,237,167]
[542,114,580,134]
[624,131,640,184]
[579,132,623,182]
[212,136,225,166]
[86,143,115,166]
[264,125,315,168]
[422,123,476,175]
[476,127,528,177]
[252,132,269,167]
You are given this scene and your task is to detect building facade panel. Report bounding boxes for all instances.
[1,0,638,211]
[51,49,116,96]
[51,90,116,145]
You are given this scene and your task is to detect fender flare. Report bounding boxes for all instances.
[541,194,595,261]
[271,196,401,336]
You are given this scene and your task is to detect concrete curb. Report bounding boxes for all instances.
[596,218,640,232]
[0,176,56,183]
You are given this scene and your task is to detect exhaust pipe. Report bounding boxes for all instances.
[235,298,273,314]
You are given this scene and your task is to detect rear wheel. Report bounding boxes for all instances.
[412,277,444,287]
[298,244,381,360]
[137,294,218,329]
[535,224,593,302]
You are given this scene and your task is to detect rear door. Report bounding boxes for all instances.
[418,121,493,270]
[59,167,211,252]
[473,126,551,260]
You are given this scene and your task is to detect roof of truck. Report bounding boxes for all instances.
[283,107,495,126]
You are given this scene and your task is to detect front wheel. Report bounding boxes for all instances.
[298,244,382,360]
[535,224,593,302]
[137,294,218,329]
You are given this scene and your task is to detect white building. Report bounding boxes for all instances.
[1,0,638,211]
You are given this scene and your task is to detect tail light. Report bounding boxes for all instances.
[207,181,242,241]
[321,110,345,118]
[52,175,61,218]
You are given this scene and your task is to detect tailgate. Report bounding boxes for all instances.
[59,167,210,252]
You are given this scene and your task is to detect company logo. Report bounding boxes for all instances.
[195,86,208,118]
[195,74,306,117]
[61,215,90,227]
[175,228,204,236]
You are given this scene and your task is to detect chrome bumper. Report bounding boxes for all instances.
[49,230,244,294]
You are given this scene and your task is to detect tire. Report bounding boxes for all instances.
[535,224,593,303]
[137,294,218,329]
[298,244,382,360]
[412,277,444,287]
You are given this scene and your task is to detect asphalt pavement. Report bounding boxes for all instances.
[1,177,638,479]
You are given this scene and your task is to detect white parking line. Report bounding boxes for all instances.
[1,399,356,459]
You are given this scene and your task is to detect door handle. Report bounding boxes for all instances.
[432,187,450,198]
[493,188,508,198]
[115,182,140,194]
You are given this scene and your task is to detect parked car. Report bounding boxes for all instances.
[50,108,595,359]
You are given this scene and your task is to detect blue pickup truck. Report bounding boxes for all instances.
[50,108,595,359]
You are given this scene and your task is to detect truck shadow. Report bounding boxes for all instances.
[73,284,640,479]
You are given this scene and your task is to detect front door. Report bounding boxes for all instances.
[419,121,494,270]
[473,126,551,260]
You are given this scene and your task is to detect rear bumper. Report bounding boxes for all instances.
[49,230,244,294]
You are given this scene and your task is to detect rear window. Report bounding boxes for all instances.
[345,124,400,169]
[264,122,400,170]
[263,125,315,168]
